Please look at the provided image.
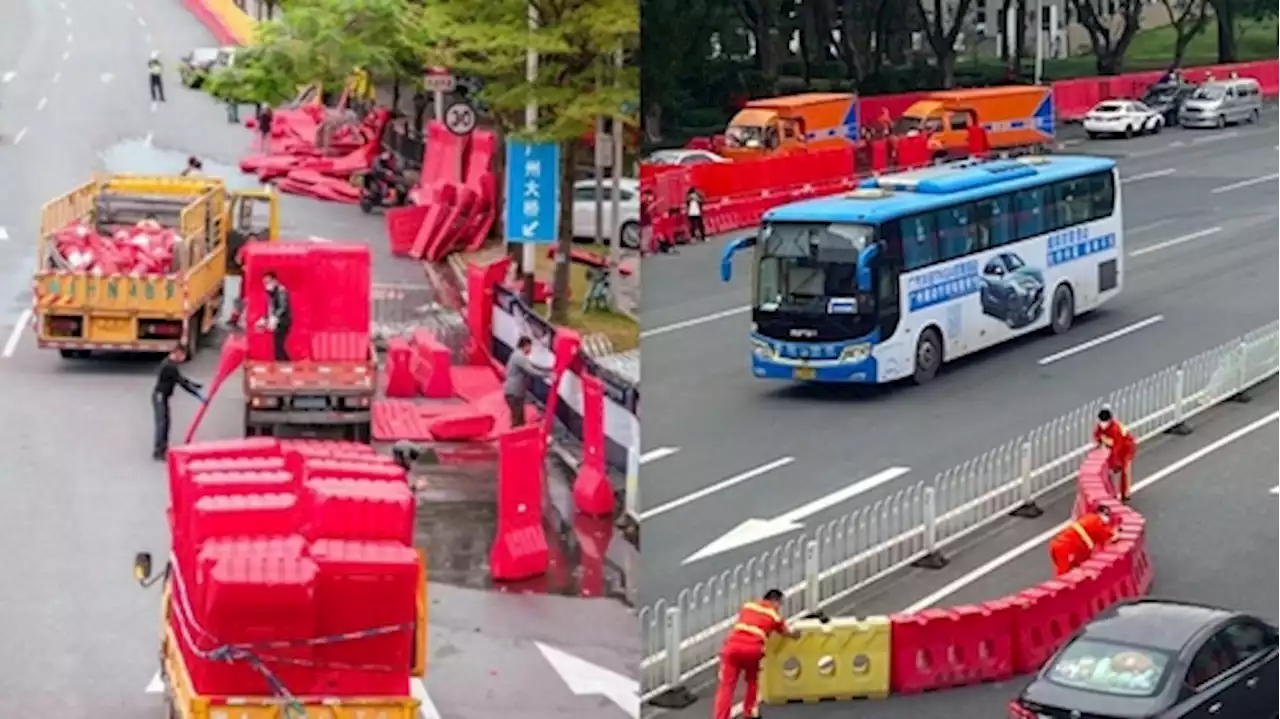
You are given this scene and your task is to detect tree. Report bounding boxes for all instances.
[1208,0,1237,62]
[733,0,786,86]
[1067,0,1144,75]
[414,0,639,324]
[914,0,976,87]
[640,0,722,143]
[834,0,890,85]
[1158,0,1212,68]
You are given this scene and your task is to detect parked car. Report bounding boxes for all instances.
[179,47,236,89]
[1178,78,1263,129]
[1083,100,1164,139]
[645,149,730,166]
[571,178,640,249]
[979,252,1045,329]
[1142,81,1197,125]
[1009,599,1279,719]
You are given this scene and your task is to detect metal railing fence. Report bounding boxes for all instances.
[640,321,1279,701]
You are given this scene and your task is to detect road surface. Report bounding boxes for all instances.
[639,115,1279,606]
[650,378,1278,719]
[0,2,637,718]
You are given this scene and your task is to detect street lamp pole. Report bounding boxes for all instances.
[522,3,539,303]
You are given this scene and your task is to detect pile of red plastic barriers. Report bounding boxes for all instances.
[166,438,421,697]
[240,241,372,362]
[384,121,498,262]
[53,220,182,274]
[887,449,1154,694]
[239,106,391,203]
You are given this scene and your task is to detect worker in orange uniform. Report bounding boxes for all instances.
[1048,505,1116,575]
[713,589,800,719]
[1093,408,1137,502]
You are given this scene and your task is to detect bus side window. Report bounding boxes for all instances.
[1051,178,1090,230]
[1013,187,1046,240]
[899,214,938,270]
[1088,172,1116,220]
[936,204,971,260]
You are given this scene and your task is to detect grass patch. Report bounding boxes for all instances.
[532,244,639,353]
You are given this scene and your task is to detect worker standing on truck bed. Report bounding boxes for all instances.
[153,346,206,460]
[255,272,292,361]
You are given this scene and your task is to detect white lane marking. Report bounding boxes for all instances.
[144,33,152,45]
[1126,218,1176,236]
[904,411,1280,613]
[0,71,14,84]
[1191,131,1238,144]
[1211,173,1279,194]
[1128,226,1221,258]
[36,97,46,111]
[1168,140,1186,147]
[640,447,679,464]
[67,33,73,43]
[306,235,331,242]
[637,456,794,522]
[0,227,7,241]
[410,677,442,719]
[3,309,32,359]
[126,1,134,8]
[145,672,162,693]
[151,101,158,113]
[1270,486,1278,495]
[143,132,153,146]
[52,72,61,83]
[100,72,114,84]
[12,127,26,145]
[1121,168,1175,184]
[683,466,912,564]
[65,15,71,25]
[62,51,70,61]
[1037,315,1164,367]
[642,305,750,338]
[137,17,146,27]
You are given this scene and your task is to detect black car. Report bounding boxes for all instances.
[979,251,1045,329]
[179,46,235,89]
[1010,599,1279,719]
[1142,81,1196,126]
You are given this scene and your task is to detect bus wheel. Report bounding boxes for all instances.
[1050,285,1075,335]
[912,328,943,385]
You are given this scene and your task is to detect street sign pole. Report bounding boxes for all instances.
[425,68,456,123]
[521,4,539,306]
[610,47,625,315]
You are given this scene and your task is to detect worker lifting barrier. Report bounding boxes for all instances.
[760,616,892,703]
[888,598,1017,693]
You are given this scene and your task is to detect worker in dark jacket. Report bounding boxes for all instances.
[255,272,293,361]
[153,346,206,459]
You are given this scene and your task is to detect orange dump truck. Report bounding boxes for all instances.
[721,93,859,159]
[895,86,1055,159]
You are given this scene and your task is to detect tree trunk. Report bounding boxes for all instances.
[999,0,1015,60]
[1013,0,1027,76]
[1213,0,1238,62]
[549,141,576,326]
[938,50,957,87]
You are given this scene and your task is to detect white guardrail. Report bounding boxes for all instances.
[639,321,1279,703]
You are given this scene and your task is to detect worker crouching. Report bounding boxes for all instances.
[713,589,800,719]
[1093,408,1137,501]
[1048,505,1116,576]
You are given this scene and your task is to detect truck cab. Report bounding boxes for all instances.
[722,93,858,159]
[226,189,278,276]
[896,86,1054,159]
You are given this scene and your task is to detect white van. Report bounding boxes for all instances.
[1178,78,1263,128]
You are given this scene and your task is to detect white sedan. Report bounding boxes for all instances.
[1083,100,1164,139]
[644,149,730,166]
[571,178,641,248]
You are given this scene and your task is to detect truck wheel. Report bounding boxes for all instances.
[912,328,944,385]
[182,320,200,360]
[1050,284,1075,335]
[352,422,372,443]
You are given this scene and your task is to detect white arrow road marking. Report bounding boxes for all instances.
[149,673,441,718]
[536,642,639,718]
[640,447,678,464]
[638,456,794,522]
[682,466,912,564]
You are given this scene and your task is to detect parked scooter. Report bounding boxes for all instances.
[358,152,410,213]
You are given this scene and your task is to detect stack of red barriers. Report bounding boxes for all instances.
[239,106,391,203]
[888,449,1154,694]
[166,438,421,698]
[240,241,372,363]
[385,121,498,262]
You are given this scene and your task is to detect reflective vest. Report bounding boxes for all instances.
[1068,513,1112,552]
[729,601,783,644]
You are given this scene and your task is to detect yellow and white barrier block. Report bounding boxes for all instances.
[760,616,892,703]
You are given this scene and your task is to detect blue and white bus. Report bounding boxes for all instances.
[720,155,1123,384]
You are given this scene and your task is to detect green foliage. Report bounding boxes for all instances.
[411,0,639,142]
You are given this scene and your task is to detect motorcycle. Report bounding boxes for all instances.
[357,170,410,214]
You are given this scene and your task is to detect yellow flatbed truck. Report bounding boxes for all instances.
[136,552,429,719]
[33,174,278,359]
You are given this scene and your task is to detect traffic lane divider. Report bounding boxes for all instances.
[753,450,1152,704]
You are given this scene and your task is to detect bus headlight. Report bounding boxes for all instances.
[752,340,776,359]
[839,343,871,363]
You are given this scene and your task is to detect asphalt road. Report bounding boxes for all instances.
[0,3,637,718]
[639,115,1280,607]
[651,379,1278,719]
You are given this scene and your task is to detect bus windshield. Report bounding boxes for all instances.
[756,223,873,314]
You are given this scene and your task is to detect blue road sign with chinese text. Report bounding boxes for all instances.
[503,140,560,244]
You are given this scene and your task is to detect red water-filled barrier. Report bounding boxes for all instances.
[887,449,1154,694]
[573,374,614,517]
[489,425,550,582]
[238,108,390,203]
[51,220,182,274]
[166,438,420,697]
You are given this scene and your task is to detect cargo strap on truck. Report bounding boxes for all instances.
[167,555,418,714]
